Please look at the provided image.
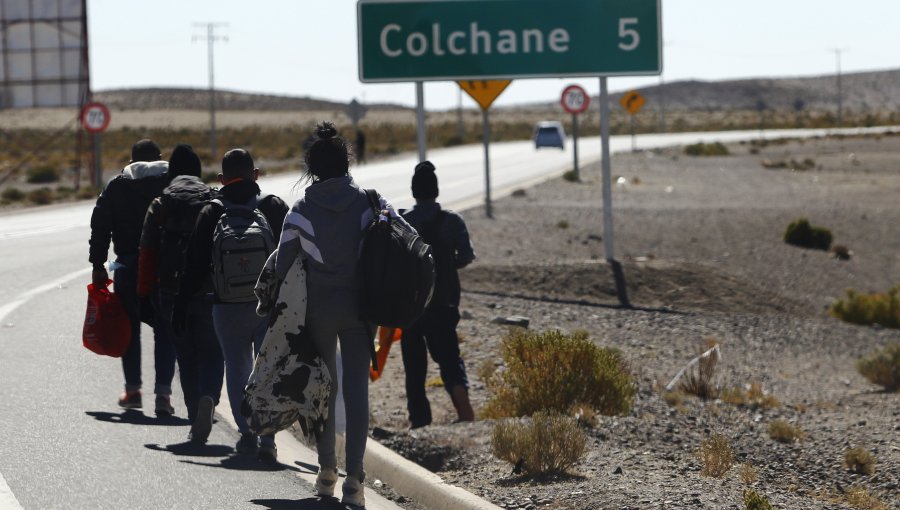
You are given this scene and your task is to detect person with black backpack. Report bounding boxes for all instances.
[176,148,288,460]
[137,144,224,441]
[400,161,476,429]
[273,122,415,508]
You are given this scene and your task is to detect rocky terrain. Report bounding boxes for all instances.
[362,133,900,509]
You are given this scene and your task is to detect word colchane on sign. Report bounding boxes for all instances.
[619,90,645,115]
[458,80,511,111]
[358,0,661,82]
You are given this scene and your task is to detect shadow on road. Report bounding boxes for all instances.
[180,454,302,473]
[145,441,233,458]
[250,497,349,510]
[85,410,190,426]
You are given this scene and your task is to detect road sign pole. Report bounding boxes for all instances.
[482,108,492,218]
[630,116,636,152]
[93,133,102,188]
[572,113,580,180]
[599,77,614,261]
[415,81,427,162]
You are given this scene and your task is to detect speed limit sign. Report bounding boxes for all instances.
[561,85,590,115]
[81,102,111,133]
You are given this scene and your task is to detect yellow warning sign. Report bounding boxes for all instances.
[619,90,646,115]
[457,80,512,111]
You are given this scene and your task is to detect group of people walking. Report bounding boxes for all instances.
[87,123,476,507]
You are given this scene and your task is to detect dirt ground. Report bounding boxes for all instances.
[362,133,900,509]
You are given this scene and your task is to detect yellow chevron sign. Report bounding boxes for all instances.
[457,80,512,111]
[619,90,645,115]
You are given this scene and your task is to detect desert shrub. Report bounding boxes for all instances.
[697,434,734,478]
[684,142,729,156]
[844,487,889,510]
[739,463,759,484]
[27,187,54,205]
[679,340,721,400]
[830,288,900,330]
[830,244,852,260]
[556,220,570,229]
[662,390,686,409]
[783,218,833,250]
[743,489,773,510]
[721,382,780,409]
[491,411,586,477]
[854,343,900,391]
[25,165,59,183]
[569,402,598,428]
[844,447,876,475]
[562,169,579,182]
[481,329,635,419]
[2,187,25,201]
[76,186,100,200]
[768,420,804,443]
[55,186,75,197]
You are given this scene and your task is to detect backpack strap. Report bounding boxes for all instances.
[363,188,382,371]
[364,188,379,215]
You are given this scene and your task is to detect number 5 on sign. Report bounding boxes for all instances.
[618,18,640,51]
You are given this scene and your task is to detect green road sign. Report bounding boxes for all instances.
[358,0,661,82]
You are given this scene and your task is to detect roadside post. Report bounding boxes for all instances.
[619,90,646,152]
[81,102,110,189]
[357,0,661,305]
[458,80,511,218]
[345,98,368,132]
[561,84,590,180]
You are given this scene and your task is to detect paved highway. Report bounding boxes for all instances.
[0,126,892,509]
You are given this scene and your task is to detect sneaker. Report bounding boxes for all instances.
[341,473,365,507]
[235,433,258,455]
[117,390,142,410]
[154,395,175,416]
[189,396,214,444]
[315,467,338,497]
[257,443,277,463]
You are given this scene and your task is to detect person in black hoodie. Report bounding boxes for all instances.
[88,139,177,414]
[137,144,224,435]
[176,148,288,459]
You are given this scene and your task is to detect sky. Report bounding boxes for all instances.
[87,0,900,111]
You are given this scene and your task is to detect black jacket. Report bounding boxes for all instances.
[88,161,169,265]
[177,179,288,305]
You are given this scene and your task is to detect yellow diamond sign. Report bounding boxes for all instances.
[457,80,512,111]
[619,90,646,115]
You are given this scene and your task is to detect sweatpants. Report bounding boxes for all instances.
[212,302,274,447]
[306,284,371,478]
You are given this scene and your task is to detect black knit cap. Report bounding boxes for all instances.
[168,144,202,178]
[131,139,161,162]
[411,160,438,199]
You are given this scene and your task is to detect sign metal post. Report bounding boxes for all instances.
[561,84,590,180]
[81,102,110,189]
[458,80,511,218]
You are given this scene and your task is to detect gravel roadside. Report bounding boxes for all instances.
[364,133,900,509]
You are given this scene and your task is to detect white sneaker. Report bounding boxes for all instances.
[315,467,338,497]
[341,473,365,507]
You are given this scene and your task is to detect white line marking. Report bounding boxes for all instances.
[0,471,24,510]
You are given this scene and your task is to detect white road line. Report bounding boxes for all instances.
[0,471,24,510]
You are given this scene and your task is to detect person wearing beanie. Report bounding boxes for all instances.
[137,144,224,424]
[88,138,174,413]
[401,160,477,428]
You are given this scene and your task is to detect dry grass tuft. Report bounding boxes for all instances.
[679,339,721,400]
[855,342,900,391]
[844,447,876,475]
[742,489,773,510]
[767,420,804,443]
[739,463,759,484]
[491,412,586,477]
[844,487,890,510]
[697,434,734,478]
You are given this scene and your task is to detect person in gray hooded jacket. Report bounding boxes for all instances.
[274,122,413,508]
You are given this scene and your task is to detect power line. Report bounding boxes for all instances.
[193,22,228,161]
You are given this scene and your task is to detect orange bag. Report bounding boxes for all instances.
[82,279,132,357]
[369,327,401,381]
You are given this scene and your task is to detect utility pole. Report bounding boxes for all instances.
[194,23,227,161]
[658,73,666,133]
[830,48,848,127]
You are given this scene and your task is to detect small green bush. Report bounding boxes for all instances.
[562,169,579,182]
[684,142,729,156]
[1,187,25,201]
[783,218,833,250]
[844,447,876,475]
[855,343,900,391]
[27,187,54,205]
[556,220,570,229]
[830,288,900,330]
[491,411,586,477]
[481,329,635,419]
[26,165,59,183]
[768,419,804,443]
[743,489,774,510]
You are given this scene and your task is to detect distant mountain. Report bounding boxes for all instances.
[93,87,407,111]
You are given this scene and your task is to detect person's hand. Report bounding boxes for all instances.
[171,305,187,338]
[91,265,108,287]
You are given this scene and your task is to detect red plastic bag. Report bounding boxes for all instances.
[369,327,402,382]
[82,279,132,357]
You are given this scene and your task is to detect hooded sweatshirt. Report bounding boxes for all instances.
[89,160,169,265]
[275,175,412,289]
